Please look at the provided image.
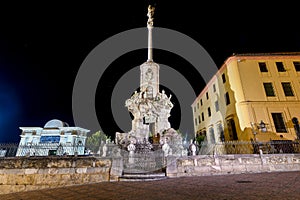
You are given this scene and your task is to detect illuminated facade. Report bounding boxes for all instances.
[192,52,300,143]
[16,119,89,156]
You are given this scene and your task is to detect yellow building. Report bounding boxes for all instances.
[192,52,300,143]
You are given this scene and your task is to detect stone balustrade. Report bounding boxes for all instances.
[2,153,300,195]
[166,154,300,177]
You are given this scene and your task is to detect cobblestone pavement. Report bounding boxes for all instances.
[1,171,300,200]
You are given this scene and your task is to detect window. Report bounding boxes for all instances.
[201,112,204,121]
[206,92,209,99]
[225,92,230,105]
[263,82,275,96]
[40,136,60,143]
[276,62,286,72]
[194,106,196,112]
[201,130,207,137]
[213,84,216,92]
[194,118,197,126]
[209,127,215,143]
[197,103,199,109]
[200,99,203,106]
[293,61,300,72]
[208,107,211,117]
[215,100,219,112]
[217,124,225,142]
[222,73,226,83]
[271,113,287,133]
[198,115,201,124]
[227,118,238,140]
[259,62,268,72]
[281,82,294,96]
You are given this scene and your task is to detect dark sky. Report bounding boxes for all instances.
[0,1,299,143]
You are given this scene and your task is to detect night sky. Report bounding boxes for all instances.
[0,1,299,143]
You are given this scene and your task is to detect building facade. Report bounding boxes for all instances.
[16,119,90,156]
[192,52,300,143]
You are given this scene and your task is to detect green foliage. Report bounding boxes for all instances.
[86,131,109,153]
[176,129,182,135]
[196,135,206,145]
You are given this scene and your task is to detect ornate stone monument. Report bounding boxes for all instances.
[116,5,174,147]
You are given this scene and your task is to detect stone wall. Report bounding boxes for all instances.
[166,154,300,177]
[0,156,112,195]
[3,153,300,194]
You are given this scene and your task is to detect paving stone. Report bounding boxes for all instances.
[0,171,300,199]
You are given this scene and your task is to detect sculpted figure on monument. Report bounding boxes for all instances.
[146,86,153,98]
[145,68,153,81]
[162,138,171,157]
[161,90,167,100]
[147,5,155,26]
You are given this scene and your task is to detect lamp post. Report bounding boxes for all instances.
[251,120,268,154]
[292,117,300,140]
[251,120,267,142]
[250,122,259,154]
[250,122,257,142]
[259,120,267,132]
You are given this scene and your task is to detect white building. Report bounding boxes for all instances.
[16,119,89,156]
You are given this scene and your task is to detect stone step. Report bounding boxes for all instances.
[119,172,167,182]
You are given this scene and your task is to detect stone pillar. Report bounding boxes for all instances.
[147,26,153,62]
[150,122,156,137]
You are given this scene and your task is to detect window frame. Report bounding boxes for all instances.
[281,82,294,96]
[222,73,226,83]
[225,92,230,105]
[259,62,268,72]
[276,62,286,72]
[215,100,219,112]
[293,61,300,72]
[271,113,287,133]
[263,82,276,97]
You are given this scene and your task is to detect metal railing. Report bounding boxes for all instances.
[0,143,87,157]
[198,140,300,155]
[1,140,300,158]
[0,143,19,157]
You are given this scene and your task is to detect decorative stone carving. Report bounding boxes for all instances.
[147,5,155,27]
[189,140,197,156]
[102,143,107,157]
[162,139,171,157]
[114,5,186,158]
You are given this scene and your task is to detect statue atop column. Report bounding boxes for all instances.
[115,5,184,157]
[147,5,155,27]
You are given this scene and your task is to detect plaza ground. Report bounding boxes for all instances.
[1,171,300,200]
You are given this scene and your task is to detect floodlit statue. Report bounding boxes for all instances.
[147,5,155,26]
[127,140,136,164]
[162,138,171,157]
[189,140,197,156]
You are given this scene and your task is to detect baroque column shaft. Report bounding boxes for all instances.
[147,26,153,62]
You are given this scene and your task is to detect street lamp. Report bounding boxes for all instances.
[251,120,267,141]
[259,120,267,132]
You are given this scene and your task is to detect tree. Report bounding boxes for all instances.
[86,131,110,154]
[196,134,206,145]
